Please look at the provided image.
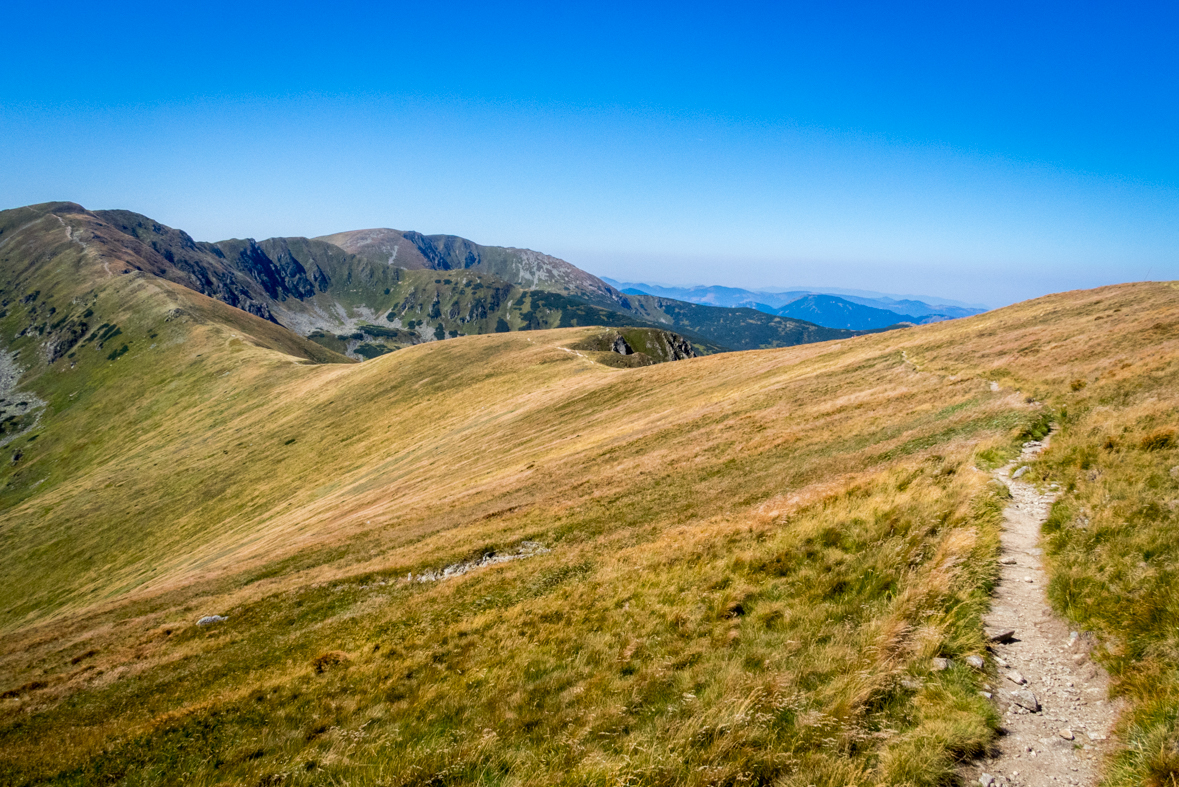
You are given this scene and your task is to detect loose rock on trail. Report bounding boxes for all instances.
[964,436,1121,787]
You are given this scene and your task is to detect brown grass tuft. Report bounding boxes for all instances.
[1141,429,1176,451]
[311,651,350,673]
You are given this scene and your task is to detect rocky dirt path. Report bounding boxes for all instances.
[963,437,1120,787]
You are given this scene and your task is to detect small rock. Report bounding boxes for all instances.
[1024,576,1035,583]
[1072,652,1087,665]
[979,691,993,699]
[1087,732,1106,741]
[1013,689,1040,712]
[932,657,950,671]
[989,629,1017,643]
[900,677,923,690]
[999,556,1017,565]
[196,615,227,626]
[979,774,995,787]
[1013,466,1030,478]
[1006,670,1027,685]
[995,656,1009,668]
[966,655,986,670]
[1059,728,1074,740]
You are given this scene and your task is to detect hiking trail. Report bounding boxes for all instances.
[963,436,1121,787]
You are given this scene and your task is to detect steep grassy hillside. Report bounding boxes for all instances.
[3,204,1175,786]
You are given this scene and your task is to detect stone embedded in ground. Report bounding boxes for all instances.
[966,655,986,670]
[979,774,995,787]
[931,657,950,671]
[196,615,227,626]
[999,556,1017,564]
[1013,689,1040,712]
[1012,466,1030,478]
[988,628,1017,643]
[1059,728,1074,740]
[1005,670,1027,685]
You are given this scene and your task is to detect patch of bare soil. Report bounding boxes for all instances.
[963,438,1122,787]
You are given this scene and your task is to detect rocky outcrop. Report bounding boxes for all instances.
[316,227,630,311]
[94,210,280,323]
[573,328,698,365]
[45,318,88,364]
[401,231,483,271]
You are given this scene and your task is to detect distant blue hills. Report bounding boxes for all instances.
[601,279,987,331]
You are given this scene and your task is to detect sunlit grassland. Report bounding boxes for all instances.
[0,231,1177,787]
[1021,312,1179,786]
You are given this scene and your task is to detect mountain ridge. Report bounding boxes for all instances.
[3,203,872,356]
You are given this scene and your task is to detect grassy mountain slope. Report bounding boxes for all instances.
[291,268,726,357]
[72,209,714,354]
[2,211,1176,786]
[80,207,852,355]
[318,229,870,351]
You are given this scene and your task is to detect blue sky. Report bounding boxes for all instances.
[2,2,1176,306]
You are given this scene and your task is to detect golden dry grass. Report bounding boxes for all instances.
[0,264,1176,784]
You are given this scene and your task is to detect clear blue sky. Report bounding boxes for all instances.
[2,1,1176,306]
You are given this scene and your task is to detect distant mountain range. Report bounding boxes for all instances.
[0,204,984,362]
[601,278,987,331]
[0,204,874,362]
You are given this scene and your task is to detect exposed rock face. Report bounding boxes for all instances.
[46,318,88,363]
[221,240,319,301]
[317,227,629,310]
[94,210,280,323]
[94,212,340,323]
[0,349,47,447]
[661,331,696,361]
[28,205,861,354]
[574,328,698,365]
[401,231,483,271]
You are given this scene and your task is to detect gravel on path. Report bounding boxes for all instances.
[963,436,1121,787]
